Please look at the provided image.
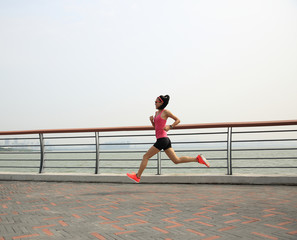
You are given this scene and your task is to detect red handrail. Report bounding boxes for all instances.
[1,120,297,135]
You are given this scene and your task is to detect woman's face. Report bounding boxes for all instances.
[155,98,163,109]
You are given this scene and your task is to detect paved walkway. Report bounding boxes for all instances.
[0,181,296,240]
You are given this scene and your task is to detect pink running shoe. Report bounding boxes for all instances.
[127,172,140,183]
[197,154,210,168]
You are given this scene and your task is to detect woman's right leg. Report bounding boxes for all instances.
[164,147,197,164]
[165,148,210,167]
[137,146,160,178]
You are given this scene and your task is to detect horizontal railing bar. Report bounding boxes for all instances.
[100,159,156,162]
[44,136,95,139]
[0,152,40,154]
[45,159,95,161]
[0,145,40,147]
[43,158,156,160]
[98,149,228,154]
[173,141,227,144]
[97,167,156,169]
[232,167,297,168]
[232,139,297,143]
[0,166,39,168]
[43,167,95,169]
[174,149,227,152]
[100,134,155,138]
[44,144,95,147]
[0,149,230,154]
[39,167,158,169]
[0,126,149,135]
[161,167,227,169]
[0,159,40,161]
[1,120,296,135]
[169,131,228,136]
[1,142,226,148]
[44,151,96,154]
[161,158,226,161]
[232,129,297,134]
[232,157,297,160]
[232,148,297,151]
[0,137,39,140]
[42,159,153,162]
[100,131,228,138]
[99,140,227,146]
[99,143,152,146]
[100,150,150,153]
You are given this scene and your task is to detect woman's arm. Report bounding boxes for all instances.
[150,115,155,127]
[163,110,180,132]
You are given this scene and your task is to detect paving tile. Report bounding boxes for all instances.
[0,181,296,239]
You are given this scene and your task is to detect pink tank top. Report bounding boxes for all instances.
[154,110,167,139]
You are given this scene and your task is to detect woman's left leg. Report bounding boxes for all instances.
[137,145,160,178]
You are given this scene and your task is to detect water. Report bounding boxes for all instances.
[0,150,296,175]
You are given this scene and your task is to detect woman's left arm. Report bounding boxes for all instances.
[163,110,180,132]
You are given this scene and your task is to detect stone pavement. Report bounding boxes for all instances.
[0,181,296,240]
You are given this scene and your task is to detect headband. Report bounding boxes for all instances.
[158,97,164,103]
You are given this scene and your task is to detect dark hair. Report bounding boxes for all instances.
[158,95,170,109]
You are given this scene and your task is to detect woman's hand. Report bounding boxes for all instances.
[150,115,155,127]
[163,125,170,132]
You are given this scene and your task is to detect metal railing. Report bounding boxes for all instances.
[0,120,297,175]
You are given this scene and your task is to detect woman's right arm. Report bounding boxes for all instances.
[150,115,155,127]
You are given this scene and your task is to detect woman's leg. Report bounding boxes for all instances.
[164,148,197,164]
[137,146,160,178]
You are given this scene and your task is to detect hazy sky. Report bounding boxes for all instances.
[1,0,297,131]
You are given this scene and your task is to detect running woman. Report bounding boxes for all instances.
[127,95,209,183]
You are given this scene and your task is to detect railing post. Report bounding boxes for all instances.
[227,127,233,175]
[157,151,161,175]
[95,132,100,174]
[39,133,45,173]
[230,127,233,175]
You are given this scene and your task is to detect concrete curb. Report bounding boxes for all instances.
[0,172,297,185]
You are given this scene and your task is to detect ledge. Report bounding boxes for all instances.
[0,172,296,185]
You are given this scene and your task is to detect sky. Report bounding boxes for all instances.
[1,0,297,131]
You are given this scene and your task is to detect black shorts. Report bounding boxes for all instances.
[153,137,172,151]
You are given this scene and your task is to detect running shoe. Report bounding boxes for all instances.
[197,154,210,168]
[127,172,141,183]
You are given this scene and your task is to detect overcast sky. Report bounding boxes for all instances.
[1,0,296,131]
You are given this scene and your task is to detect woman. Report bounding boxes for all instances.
[127,95,209,183]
